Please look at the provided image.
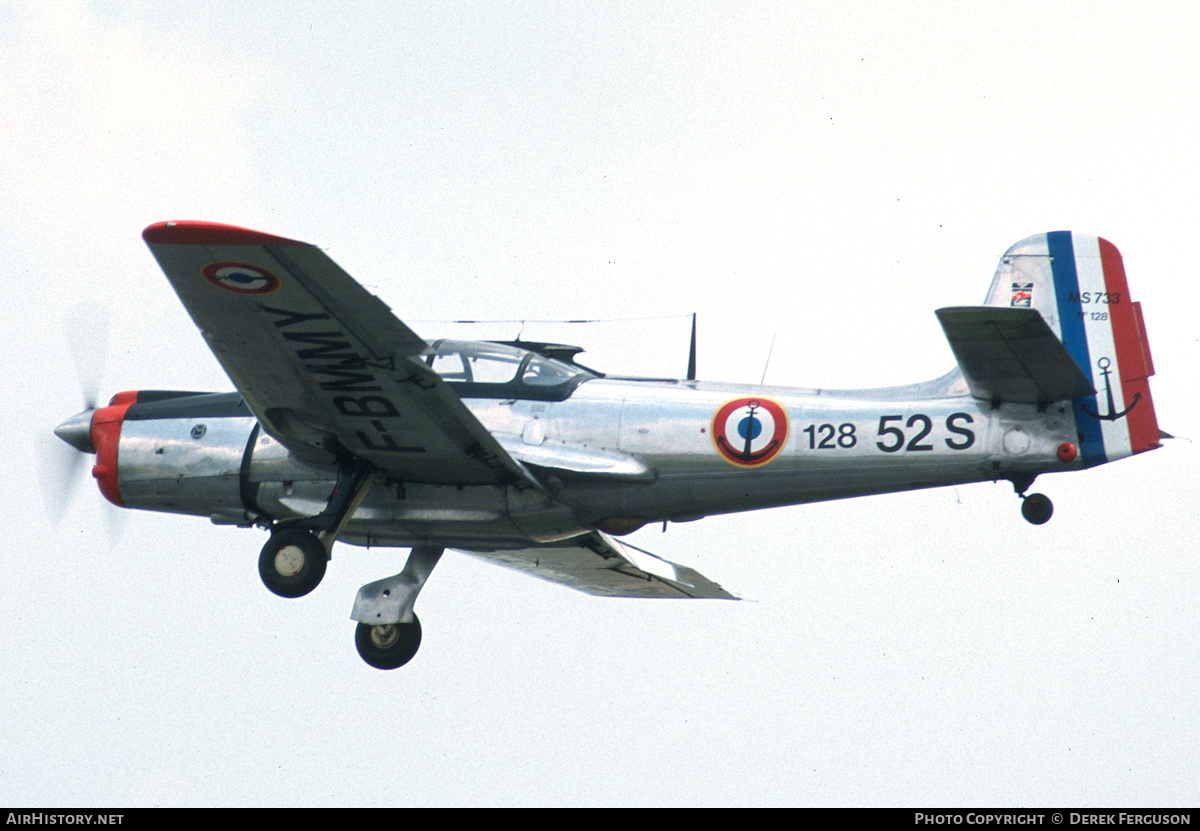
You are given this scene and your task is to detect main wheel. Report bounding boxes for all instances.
[1021,493,1054,525]
[355,616,422,670]
[258,529,328,598]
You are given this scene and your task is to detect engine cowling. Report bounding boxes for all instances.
[90,390,139,506]
[57,390,328,520]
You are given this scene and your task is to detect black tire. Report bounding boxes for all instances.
[355,616,422,670]
[258,529,328,598]
[1021,493,1054,525]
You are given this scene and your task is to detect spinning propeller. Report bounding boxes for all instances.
[41,306,126,542]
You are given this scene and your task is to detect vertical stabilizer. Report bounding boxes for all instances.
[984,232,1159,467]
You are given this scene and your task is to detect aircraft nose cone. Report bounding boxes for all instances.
[54,410,96,454]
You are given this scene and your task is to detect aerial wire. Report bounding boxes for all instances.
[760,333,777,385]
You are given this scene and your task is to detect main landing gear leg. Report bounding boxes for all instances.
[1010,475,1053,526]
[351,545,444,670]
[258,458,375,598]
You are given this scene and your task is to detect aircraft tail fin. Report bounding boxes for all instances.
[981,231,1160,466]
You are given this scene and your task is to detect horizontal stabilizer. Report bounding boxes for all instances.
[936,306,1095,405]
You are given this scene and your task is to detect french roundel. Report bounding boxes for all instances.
[712,397,789,467]
[202,261,281,295]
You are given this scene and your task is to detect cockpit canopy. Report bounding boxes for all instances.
[420,339,595,400]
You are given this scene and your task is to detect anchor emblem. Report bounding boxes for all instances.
[712,396,788,467]
[1081,357,1140,421]
[738,400,763,462]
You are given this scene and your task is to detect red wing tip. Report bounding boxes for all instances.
[142,221,306,247]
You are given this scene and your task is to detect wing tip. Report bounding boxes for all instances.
[142,221,306,247]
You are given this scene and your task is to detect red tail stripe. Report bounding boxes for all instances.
[1098,238,1159,455]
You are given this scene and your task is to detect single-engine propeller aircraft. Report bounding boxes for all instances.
[54,223,1162,669]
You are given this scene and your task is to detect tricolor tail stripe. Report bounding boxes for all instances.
[1043,231,1158,467]
[985,231,1160,470]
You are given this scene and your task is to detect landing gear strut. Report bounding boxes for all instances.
[351,545,443,669]
[257,458,375,598]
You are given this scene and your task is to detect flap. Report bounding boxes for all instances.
[459,532,736,599]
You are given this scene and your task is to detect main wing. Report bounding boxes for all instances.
[143,221,530,486]
[460,532,737,599]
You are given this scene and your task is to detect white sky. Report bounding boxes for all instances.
[2,0,1198,807]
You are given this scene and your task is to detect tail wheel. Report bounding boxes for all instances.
[258,528,328,598]
[355,616,422,670]
[1021,493,1054,525]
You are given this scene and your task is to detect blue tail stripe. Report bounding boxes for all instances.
[1046,231,1106,466]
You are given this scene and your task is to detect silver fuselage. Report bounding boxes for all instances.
[113,364,1081,552]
